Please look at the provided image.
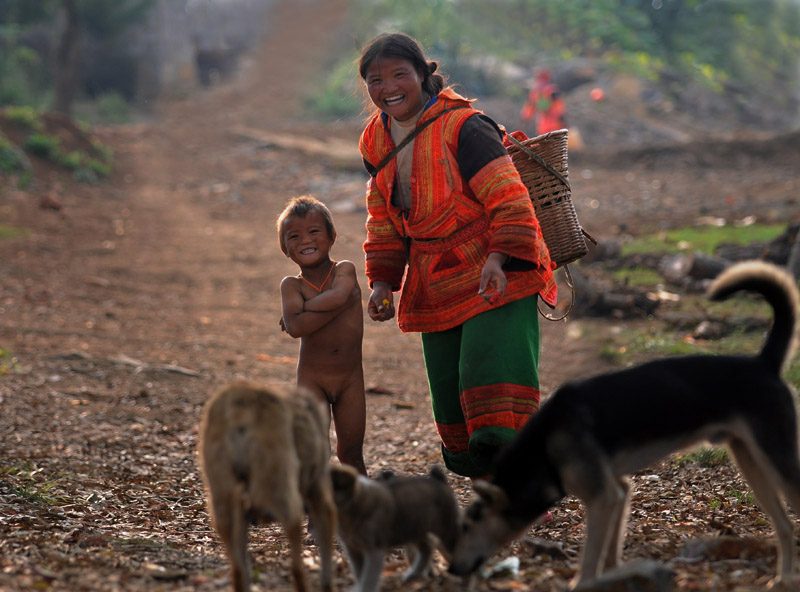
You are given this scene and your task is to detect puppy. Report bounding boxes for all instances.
[331,463,460,592]
[449,260,800,588]
[198,381,337,592]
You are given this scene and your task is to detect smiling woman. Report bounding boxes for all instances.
[355,32,558,479]
[363,56,427,122]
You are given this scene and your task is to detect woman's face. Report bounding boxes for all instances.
[364,56,426,122]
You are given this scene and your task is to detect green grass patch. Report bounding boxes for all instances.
[23,132,61,160]
[94,92,132,125]
[0,225,26,240]
[74,92,133,126]
[0,133,31,174]
[2,107,113,182]
[594,299,800,390]
[1,461,66,504]
[787,363,800,390]
[306,58,363,119]
[58,149,84,171]
[73,167,99,184]
[598,343,626,364]
[727,487,755,505]
[0,460,37,476]
[57,149,111,182]
[4,105,43,130]
[90,139,113,164]
[597,323,697,362]
[601,319,767,358]
[612,266,664,287]
[701,292,772,319]
[674,446,729,467]
[621,223,785,256]
[87,157,111,178]
[0,346,22,374]
[710,488,755,510]
[15,479,61,504]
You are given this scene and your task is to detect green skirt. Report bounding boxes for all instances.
[421,294,541,477]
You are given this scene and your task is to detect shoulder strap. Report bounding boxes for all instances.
[368,106,469,178]
[506,133,570,189]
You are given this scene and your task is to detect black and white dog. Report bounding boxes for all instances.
[449,260,800,588]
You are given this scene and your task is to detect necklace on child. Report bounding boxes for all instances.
[301,260,335,293]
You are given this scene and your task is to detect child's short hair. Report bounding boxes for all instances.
[276,195,336,254]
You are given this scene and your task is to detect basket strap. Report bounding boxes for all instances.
[368,106,470,178]
[507,133,570,189]
[538,265,576,321]
[582,227,599,246]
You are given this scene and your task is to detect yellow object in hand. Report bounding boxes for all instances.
[382,298,391,309]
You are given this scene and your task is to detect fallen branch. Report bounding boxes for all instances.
[108,353,200,377]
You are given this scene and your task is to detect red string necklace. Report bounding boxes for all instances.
[301,260,335,293]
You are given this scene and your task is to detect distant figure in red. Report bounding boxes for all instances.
[520,69,566,136]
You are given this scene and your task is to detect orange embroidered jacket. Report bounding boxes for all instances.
[360,88,557,333]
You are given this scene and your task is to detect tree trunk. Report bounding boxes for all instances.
[52,0,81,116]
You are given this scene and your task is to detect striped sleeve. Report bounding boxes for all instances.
[363,177,407,290]
[458,115,547,269]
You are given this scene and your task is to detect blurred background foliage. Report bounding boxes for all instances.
[0,0,155,120]
[0,0,798,127]
[351,0,800,92]
[319,0,800,120]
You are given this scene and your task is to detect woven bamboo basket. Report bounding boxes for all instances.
[507,129,588,268]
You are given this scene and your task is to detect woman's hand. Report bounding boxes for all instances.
[479,252,509,305]
[368,281,395,321]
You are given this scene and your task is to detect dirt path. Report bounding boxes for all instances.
[2,1,800,590]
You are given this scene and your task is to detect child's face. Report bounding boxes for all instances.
[281,210,334,266]
[364,56,426,122]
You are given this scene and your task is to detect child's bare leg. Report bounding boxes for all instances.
[295,379,332,543]
[297,380,333,472]
[331,377,367,475]
[297,379,333,433]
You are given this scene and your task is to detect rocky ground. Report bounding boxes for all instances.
[2,1,800,590]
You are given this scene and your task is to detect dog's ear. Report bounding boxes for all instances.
[330,464,358,493]
[429,465,446,482]
[472,480,509,510]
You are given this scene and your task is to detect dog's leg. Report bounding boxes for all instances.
[574,480,628,587]
[306,482,337,592]
[402,540,432,581]
[250,461,308,592]
[342,546,364,591]
[219,485,250,592]
[286,515,310,592]
[757,423,800,585]
[603,477,631,571]
[355,550,384,592]
[210,483,251,592]
[730,437,799,584]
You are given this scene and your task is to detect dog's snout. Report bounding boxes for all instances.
[448,556,484,577]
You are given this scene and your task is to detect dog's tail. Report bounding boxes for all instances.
[708,260,799,373]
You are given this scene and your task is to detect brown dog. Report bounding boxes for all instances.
[198,381,337,592]
[330,463,460,592]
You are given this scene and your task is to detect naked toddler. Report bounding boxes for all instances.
[277,195,367,475]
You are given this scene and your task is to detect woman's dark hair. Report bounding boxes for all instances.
[358,32,446,97]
